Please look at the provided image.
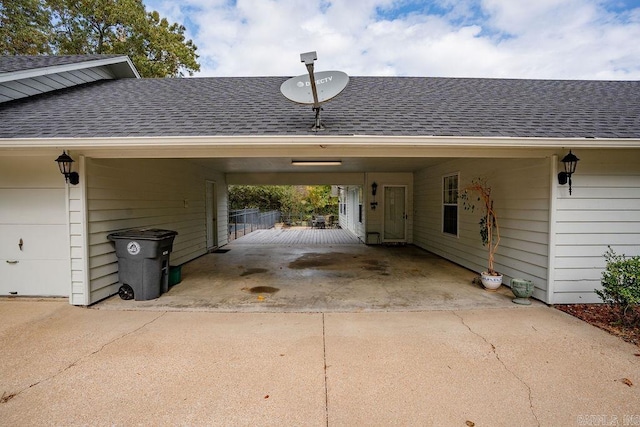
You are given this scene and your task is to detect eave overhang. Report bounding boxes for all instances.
[1,135,639,152]
[0,55,140,84]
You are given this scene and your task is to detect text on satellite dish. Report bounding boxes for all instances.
[297,76,333,88]
[280,70,349,105]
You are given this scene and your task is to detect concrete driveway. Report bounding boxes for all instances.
[96,240,525,313]
[1,299,638,426]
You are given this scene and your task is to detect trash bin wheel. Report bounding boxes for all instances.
[118,284,134,300]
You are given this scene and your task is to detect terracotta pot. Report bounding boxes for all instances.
[480,272,503,291]
[511,278,534,305]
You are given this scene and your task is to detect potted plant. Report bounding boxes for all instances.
[511,278,534,304]
[461,177,503,290]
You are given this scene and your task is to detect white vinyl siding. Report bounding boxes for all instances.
[551,149,640,304]
[345,186,365,240]
[414,158,551,302]
[83,158,227,304]
[338,187,347,227]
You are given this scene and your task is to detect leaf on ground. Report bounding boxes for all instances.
[620,378,633,387]
[1,392,16,404]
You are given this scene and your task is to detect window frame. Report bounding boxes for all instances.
[442,173,459,237]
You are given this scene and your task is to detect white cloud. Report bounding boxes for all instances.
[143,0,640,79]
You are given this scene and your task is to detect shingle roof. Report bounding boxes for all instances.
[1,76,639,139]
[0,55,126,73]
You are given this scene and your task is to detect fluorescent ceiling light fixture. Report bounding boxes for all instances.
[291,160,342,166]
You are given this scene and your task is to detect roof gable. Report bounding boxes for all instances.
[0,55,139,103]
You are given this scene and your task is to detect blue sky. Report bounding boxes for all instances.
[143,0,640,79]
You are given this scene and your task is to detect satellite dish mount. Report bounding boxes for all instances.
[300,51,324,131]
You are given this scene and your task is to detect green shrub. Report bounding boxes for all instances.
[595,246,640,325]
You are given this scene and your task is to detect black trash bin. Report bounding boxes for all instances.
[107,228,178,301]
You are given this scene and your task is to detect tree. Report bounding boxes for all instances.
[229,186,292,211]
[131,11,200,78]
[305,185,338,216]
[48,0,200,77]
[47,0,147,54]
[228,185,338,218]
[2,0,200,77]
[276,186,306,215]
[0,0,52,55]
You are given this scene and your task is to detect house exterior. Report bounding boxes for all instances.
[1,55,639,306]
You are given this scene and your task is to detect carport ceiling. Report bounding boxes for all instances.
[189,157,445,173]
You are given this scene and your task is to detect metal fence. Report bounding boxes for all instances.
[280,212,338,228]
[280,212,311,227]
[228,208,281,241]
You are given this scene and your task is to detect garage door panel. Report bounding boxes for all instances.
[0,225,68,259]
[1,185,71,298]
[1,259,70,296]
[0,189,66,224]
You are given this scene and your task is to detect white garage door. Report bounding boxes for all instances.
[1,185,71,297]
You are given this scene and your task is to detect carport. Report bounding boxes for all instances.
[96,228,521,312]
[6,56,639,307]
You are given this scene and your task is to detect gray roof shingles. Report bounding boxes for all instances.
[1,75,639,139]
[0,54,126,73]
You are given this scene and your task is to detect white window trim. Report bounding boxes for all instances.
[442,172,460,237]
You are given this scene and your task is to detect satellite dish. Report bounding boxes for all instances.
[280,71,349,105]
[282,51,349,131]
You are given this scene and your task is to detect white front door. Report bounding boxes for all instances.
[383,185,407,242]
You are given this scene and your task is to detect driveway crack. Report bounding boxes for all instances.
[4,311,167,403]
[452,311,540,427]
[322,313,329,427]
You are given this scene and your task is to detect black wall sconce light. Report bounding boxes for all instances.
[370,181,378,210]
[558,150,579,195]
[55,151,79,185]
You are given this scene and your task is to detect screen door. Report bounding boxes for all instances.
[383,186,406,242]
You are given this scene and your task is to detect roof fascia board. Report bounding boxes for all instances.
[0,56,140,83]
[1,135,639,150]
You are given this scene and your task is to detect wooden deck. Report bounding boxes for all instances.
[230,227,361,245]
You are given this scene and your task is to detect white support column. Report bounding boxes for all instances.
[546,154,559,304]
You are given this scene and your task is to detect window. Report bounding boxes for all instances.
[358,187,363,223]
[443,174,459,235]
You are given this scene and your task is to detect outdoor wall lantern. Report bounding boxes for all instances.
[370,182,378,210]
[558,150,579,195]
[55,151,79,185]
